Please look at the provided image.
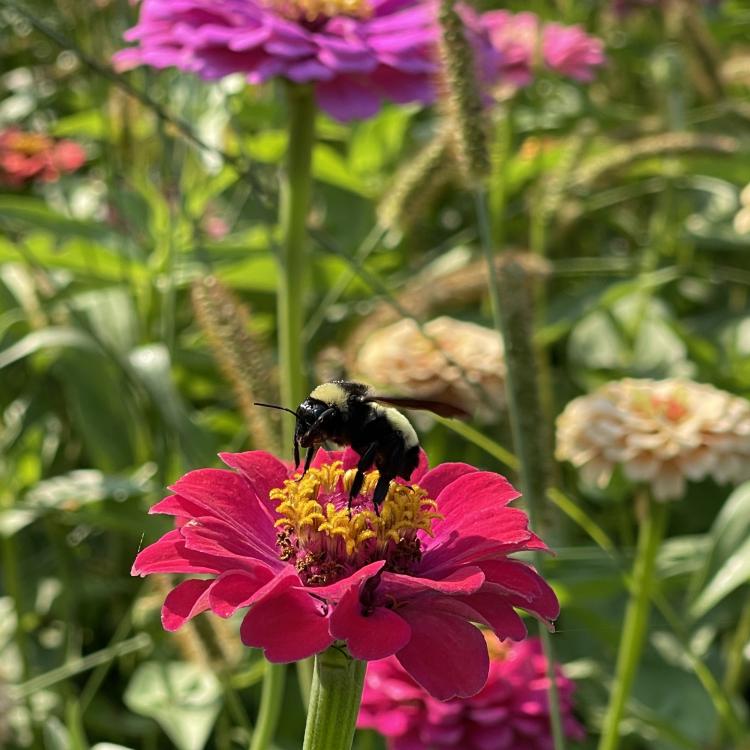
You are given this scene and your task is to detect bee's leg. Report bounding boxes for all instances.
[349,443,377,511]
[297,445,314,482]
[372,473,394,514]
[294,439,301,470]
[371,441,407,513]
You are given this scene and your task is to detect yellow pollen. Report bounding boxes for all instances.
[271,462,442,558]
[269,0,372,22]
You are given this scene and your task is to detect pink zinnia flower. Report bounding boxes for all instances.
[0,129,86,186]
[481,11,604,87]
[542,23,605,83]
[133,448,559,699]
[114,0,441,121]
[358,633,585,750]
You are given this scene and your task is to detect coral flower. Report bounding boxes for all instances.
[481,11,604,87]
[114,0,441,121]
[556,378,750,501]
[0,129,86,186]
[133,448,558,699]
[358,633,584,750]
[354,316,506,420]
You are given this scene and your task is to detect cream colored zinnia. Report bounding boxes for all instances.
[354,316,505,420]
[556,378,750,501]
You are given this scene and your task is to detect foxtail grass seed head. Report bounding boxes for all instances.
[556,378,750,501]
[354,316,506,420]
[377,129,455,232]
[191,277,280,453]
[437,0,490,184]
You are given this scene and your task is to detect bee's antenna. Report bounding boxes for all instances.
[254,402,299,418]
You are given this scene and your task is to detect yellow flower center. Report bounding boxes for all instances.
[270,461,442,586]
[269,0,372,23]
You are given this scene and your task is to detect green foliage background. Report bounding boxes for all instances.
[1,1,749,748]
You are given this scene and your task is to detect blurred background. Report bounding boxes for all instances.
[1,0,749,748]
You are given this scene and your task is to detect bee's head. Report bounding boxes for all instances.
[295,398,337,447]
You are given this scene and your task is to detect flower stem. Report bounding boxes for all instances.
[475,188,567,750]
[249,663,286,750]
[251,82,316,750]
[277,82,316,446]
[302,647,366,750]
[598,496,669,750]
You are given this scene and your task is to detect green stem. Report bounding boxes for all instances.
[249,664,286,750]
[251,82,315,750]
[296,657,314,711]
[303,647,366,750]
[723,596,750,696]
[277,82,316,446]
[598,496,669,750]
[475,188,567,750]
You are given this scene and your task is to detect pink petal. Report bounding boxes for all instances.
[171,466,280,555]
[456,590,528,641]
[341,447,360,471]
[162,578,213,630]
[417,462,479,502]
[479,559,559,620]
[180,515,281,568]
[150,493,205,518]
[208,562,278,617]
[315,78,382,122]
[382,566,485,596]
[406,449,429,483]
[219,450,289,508]
[395,608,489,700]
[433,472,521,530]
[330,585,411,660]
[240,588,334,661]
[311,447,346,469]
[299,560,386,600]
[422,506,539,574]
[132,528,225,576]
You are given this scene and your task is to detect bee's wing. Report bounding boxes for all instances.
[363,395,470,419]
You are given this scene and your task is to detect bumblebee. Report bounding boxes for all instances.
[256,380,467,509]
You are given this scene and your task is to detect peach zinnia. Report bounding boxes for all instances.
[556,378,750,501]
[353,316,506,420]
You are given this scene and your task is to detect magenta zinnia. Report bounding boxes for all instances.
[481,11,605,88]
[114,0,440,121]
[134,448,558,699]
[358,633,584,749]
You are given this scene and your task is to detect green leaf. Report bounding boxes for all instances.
[313,144,371,197]
[124,662,222,750]
[690,534,750,619]
[69,287,140,354]
[24,466,155,509]
[128,344,215,466]
[53,349,140,470]
[0,327,98,369]
[0,196,113,242]
[690,482,750,619]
